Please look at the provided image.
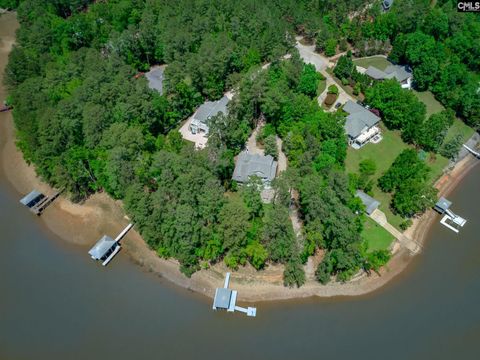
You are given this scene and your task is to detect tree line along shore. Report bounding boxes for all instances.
[1,0,478,289]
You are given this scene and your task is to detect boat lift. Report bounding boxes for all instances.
[434,197,466,234]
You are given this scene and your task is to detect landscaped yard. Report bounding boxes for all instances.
[353,56,392,71]
[362,217,395,252]
[317,78,327,96]
[346,125,450,229]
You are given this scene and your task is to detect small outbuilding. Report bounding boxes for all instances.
[356,190,380,215]
[232,152,277,185]
[382,0,393,11]
[434,197,452,214]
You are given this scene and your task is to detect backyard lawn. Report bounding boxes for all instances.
[413,90,475,145]
[362,217,395,252]
[317,78,326,96]
[353,56,392,71]
[346,125,449,229]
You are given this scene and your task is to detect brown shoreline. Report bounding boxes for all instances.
[1,11,478,302]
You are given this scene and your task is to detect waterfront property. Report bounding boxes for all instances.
[356,190,380,215]
[365,64,413,90]
[434,197,466,233]
[19,189,61,215]
[88,223,134,266]
[212,273,256,317]
[232,152,277,186]
[343,100,381,149]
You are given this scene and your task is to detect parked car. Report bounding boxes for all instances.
[334,102,342,109]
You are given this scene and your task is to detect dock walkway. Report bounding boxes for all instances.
[370,209,421,254]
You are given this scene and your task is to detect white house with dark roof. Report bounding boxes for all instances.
[343,100,381,149]
[365,64,413,89]
[232,152,277,186]
[189,95,229,135]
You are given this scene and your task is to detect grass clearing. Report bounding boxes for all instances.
[317,79,326,95]
[353,56,392,71]
[362,217,395,252]
[444,118,475,144]
[413,90,444,116]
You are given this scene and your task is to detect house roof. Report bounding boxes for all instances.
[145,67,165,95]
[435,197,452,211]
[356,190,380,215]
[343,101,381,139]
[19,190,44,206]
[213,288,232,309]
[193,95,229,125]
[383,0,393,9]
[365,65,412,83]
[88,235,116,260]
[232,152,277,183]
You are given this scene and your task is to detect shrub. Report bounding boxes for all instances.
[327,84,339,95]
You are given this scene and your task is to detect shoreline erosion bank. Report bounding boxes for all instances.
[1,12,478,303]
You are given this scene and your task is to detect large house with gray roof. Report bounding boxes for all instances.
[365,64,413,89]
[189,95,229,135]
[232,152,277,186]
[343,100,381,149]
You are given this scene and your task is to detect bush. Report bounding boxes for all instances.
[325,38,337,57]
[359,159,376,176]
[327,84,339,95]
[399,219,413,231]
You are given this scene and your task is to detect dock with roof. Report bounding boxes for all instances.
[88,223,134,266]
[19,189,62,215]
[213,273,256,317]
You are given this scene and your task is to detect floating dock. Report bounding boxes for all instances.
[88,223,134,266]
[212,272,256,317]
[20,189,62,215]
[434,197,466,233]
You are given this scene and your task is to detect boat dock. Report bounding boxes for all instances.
[88,223,134,266]
[212,272,257,317]
[434,197,467,233]
[19,189,62,215]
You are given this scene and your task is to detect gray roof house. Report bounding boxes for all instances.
[145,66,165,95]
[356,190,380,215]
[189,96,229,135]
[343,100,381,148]
[232,152,277,184]
[365,64,412,89]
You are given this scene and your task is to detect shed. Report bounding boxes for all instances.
[88,235,117,261]
[232,152,277,184]
[19,190,45,208]
[356,190,380,215]
[434,197,452,214]
[382,0,393,10]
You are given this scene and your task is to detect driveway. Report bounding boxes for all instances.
[295,40,355,111]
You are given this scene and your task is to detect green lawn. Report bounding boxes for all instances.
[346,126,408,229]
[362,217,395,252]
[346,125,449,229]
[317,79,327,95]
[444,118,475,144]
[413,90,445,117]
[353,56,392,71]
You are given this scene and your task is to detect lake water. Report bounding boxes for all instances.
[1,11,480,360]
